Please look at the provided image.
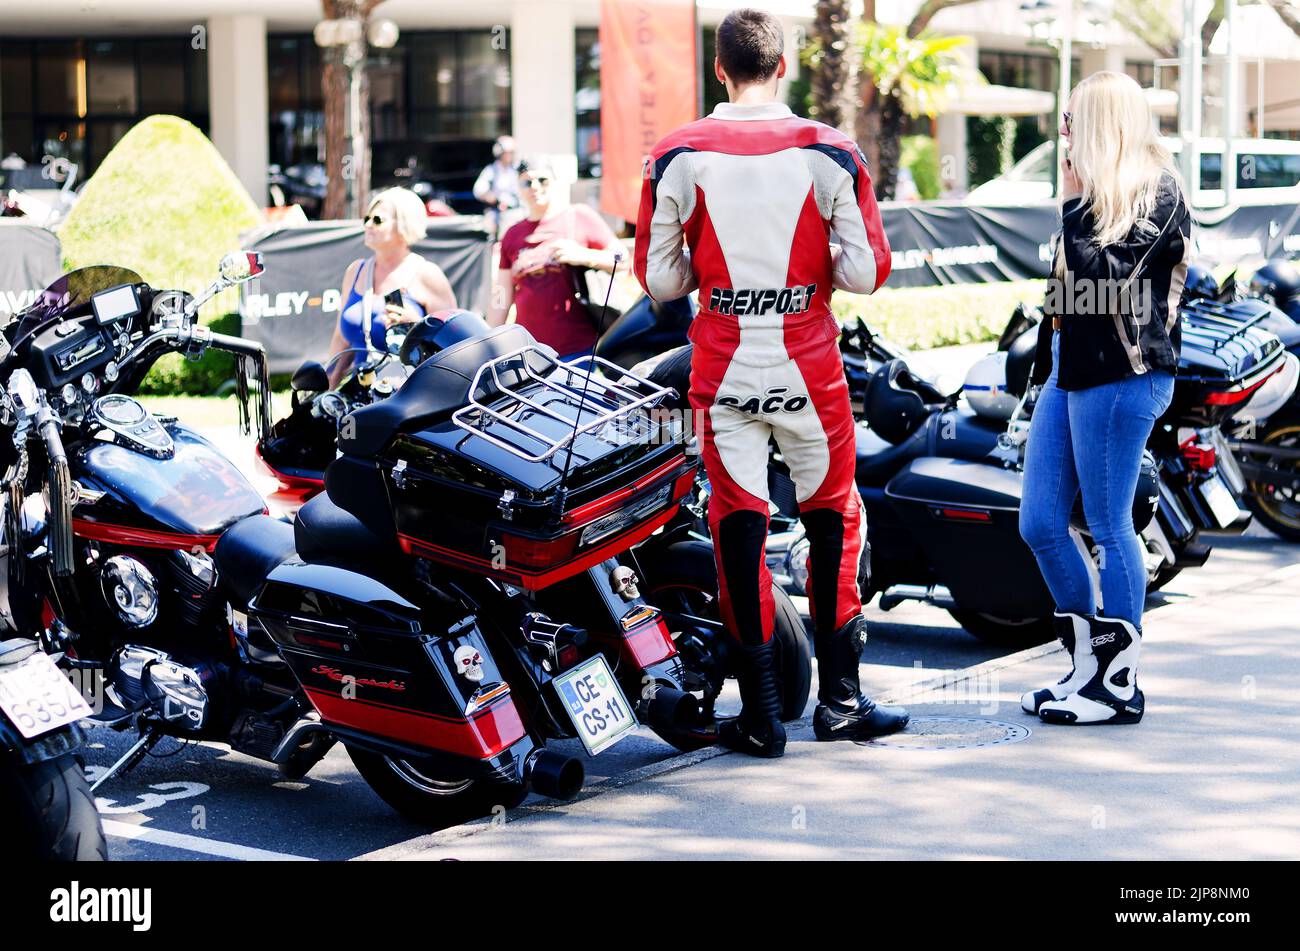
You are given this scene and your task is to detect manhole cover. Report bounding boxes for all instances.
[858,716,1031,751]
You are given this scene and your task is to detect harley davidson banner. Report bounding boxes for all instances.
[599,0,697,223]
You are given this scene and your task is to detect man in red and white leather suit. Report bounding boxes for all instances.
[634,9,909,757]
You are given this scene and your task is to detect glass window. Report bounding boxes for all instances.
[189,45,209,114]
[36,42,80,115]
[2,43,34,117]
[138,40,186,113]
[1200,152,1222,190]
[86,41,137,115]
[1,117,34,163]
[459,32,509,111]
[269,37,301,113]
[1239,153,1300,189]
[576,28,601,177]
[409,34,457,110]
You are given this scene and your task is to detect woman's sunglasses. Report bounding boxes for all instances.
[363,214,385,226]
[1062,112,1072,136]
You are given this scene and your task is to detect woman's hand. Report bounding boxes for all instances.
[380,302,423,328]
[1062,155,1083,201]
[546,237,595,269]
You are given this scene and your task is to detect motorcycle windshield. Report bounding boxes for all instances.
[5,265,144,348]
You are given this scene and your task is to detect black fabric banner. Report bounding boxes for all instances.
[877,199,1300,288]
[238,216,493,375]
[0,222,64,320]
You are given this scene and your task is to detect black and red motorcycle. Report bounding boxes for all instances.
[0,258,807,826]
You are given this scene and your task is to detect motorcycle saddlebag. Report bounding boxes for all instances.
[249,559,530,769]
[884,457,1056,618]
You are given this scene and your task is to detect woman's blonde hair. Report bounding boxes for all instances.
[366,187,428,245]
[1065,70,1183,248]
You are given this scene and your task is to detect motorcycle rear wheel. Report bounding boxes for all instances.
[0,751,107,861]
[346,746,525,827]
[948,609,1055,648]
[638,540,812,725]
[1241,412,1300,543]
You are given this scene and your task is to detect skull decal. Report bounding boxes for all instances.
[610,565,640,601]
[453,645,484,683]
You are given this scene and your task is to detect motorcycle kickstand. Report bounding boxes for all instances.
[89,726,164,793]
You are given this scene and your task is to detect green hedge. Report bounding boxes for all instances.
[900,135,941,200]
[833,279,1047,349]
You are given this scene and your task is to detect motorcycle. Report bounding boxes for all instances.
[0,635,105,860]
[0,257,809,827]
[1187,261,1300,542]
[258,311,812,735]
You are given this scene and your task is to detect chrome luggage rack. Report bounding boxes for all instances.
[450,347,678,464]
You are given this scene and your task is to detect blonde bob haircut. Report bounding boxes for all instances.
[1065,70,1184,248]
[365,187,429,245]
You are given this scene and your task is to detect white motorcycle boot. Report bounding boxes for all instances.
[1038,615,1144,725]
[1020,612,1097,714]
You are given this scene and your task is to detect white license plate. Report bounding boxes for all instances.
[1200,474,1241,529]
[553,655,638,756]
[579,483,672,547]
[0,652,92,740]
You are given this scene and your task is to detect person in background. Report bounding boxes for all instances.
[325,187,457,387]
[486,155,625,360]
[473,135,521,239]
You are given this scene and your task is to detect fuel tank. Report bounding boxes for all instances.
[70,422,266,549]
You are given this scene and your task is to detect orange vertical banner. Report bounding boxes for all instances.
[599,0,698,223]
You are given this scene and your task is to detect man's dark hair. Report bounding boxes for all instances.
[716,8,784,86]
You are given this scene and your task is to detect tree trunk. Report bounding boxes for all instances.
[322,52,349,220]
[811,0,849,129]
[855,0,882,184]
[877,90,905,201]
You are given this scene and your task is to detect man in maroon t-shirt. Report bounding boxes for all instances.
[487,156,625,358]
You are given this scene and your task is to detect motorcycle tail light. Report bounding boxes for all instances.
[1180,438,1216,471]
[500,531,578,568]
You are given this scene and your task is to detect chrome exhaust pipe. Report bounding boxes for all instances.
[523,748,584,801]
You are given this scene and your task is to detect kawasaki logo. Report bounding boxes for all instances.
[717,386,809,415]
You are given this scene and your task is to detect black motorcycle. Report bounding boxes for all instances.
[0,258,811,827]
[0,635,105,860]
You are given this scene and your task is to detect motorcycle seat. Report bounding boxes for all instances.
[340,325,550,457]
[294,493,398,567]
[214,514,297,607]
[855,409,1004,488]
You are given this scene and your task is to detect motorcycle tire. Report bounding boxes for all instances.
[947,609,1055,648]
[0,751,107,861]
[637,540,812,723]
[1241,410,1300,543]
[346,746,526,828]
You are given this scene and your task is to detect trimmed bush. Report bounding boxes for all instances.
[900,135,941,200]
[59,115,261,393]
[834,279,1047,349]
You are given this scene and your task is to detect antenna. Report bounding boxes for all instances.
[553,251,623,517]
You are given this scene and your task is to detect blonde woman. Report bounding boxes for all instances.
[326,187,457,386]
[1019,71,1190,725]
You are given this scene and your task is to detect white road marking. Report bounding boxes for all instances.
[102,820,316,861]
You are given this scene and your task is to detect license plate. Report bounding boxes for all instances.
[552,655,638,756]
[1200,474,1241,529]
[0,652,92,740]
[579,483,672,547]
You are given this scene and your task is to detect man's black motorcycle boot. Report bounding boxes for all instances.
[813,614,909,741]
[717,640,786,758]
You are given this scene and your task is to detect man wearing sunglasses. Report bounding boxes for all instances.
[634,8,907,758]
[487,155,625,360]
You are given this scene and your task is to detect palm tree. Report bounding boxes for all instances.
[855,24,970,199]
[319,0,386,220]
[809,0,851,129]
